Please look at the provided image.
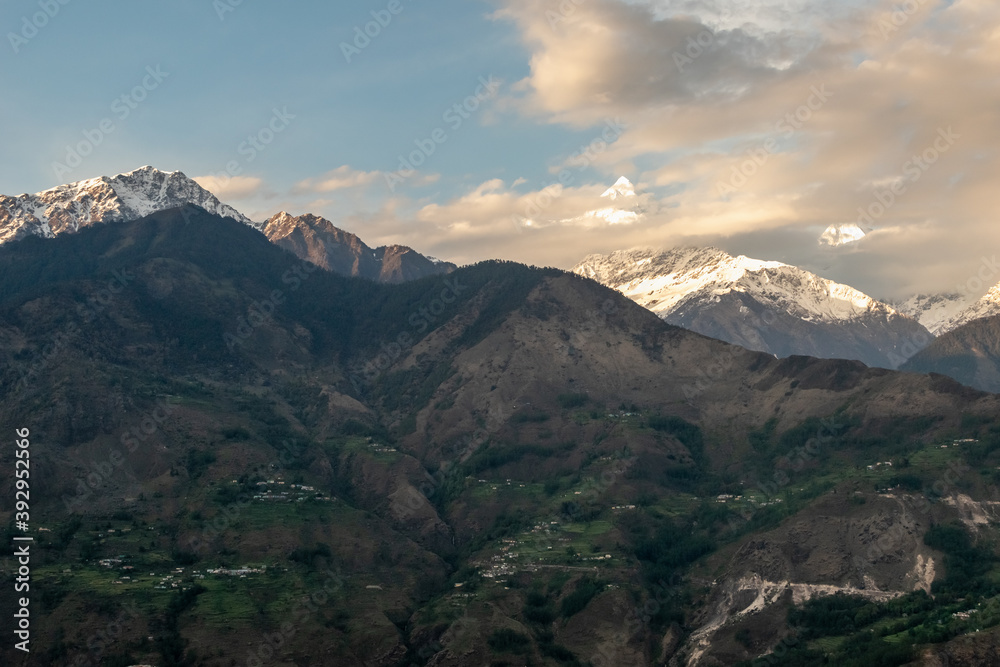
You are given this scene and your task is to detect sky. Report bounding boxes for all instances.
[2,0,998,300]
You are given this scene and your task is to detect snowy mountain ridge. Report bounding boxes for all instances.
[572,246,931,368]
[893,283,1000,335]
[944,284,1000,332]
[600,176,636,201]
[891,293,973,335]
[573,246,904,325]
[0,166,250,244]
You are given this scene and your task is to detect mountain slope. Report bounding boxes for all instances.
[4,209,1000,666]
[573,247,931,369]
[902,314,1000,392]
[260,211,456,283]
[0,166,249,243]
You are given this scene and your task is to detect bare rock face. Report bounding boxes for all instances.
[261,211,456,283]
[682,490,962,666]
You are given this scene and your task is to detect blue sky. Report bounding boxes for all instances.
[1,1,585,196]
[2,0,998,298]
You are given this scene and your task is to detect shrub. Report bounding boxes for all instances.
[557,392,589,409]
[222,427,251,440]
[540,641,579,664]
[560,577,603,618]
[488,628,531,654]
[512,410,549,424]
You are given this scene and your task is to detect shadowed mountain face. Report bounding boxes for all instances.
[4,206,1000,666]
[260,211,456,283]
[903,314,1000,393]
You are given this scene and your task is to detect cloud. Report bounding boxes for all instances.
[293,166,384,193]
[476,0,1000,297]
[493,0,804,126]
[207,0,1000,302]
[294,165,441,194]
[192,175,263,200]
[322,176,671,270]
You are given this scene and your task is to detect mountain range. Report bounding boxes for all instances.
[4,206,1000,665]
[0,166,452,284]
[572,247,931,369]
[9,167,1000,390]
[577,177,1000,346]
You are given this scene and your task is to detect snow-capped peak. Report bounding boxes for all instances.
[0,166,251,244]
[573,246,901,324]
[819,223,868,247]
[939,282,1000,332]
[601,176,636,200]
[891,292,972,335]
[572,176,645,226]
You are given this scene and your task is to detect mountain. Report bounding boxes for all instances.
[0,166,248,243]
[893,282,1000,339]
[893,292,973,335]
[4,207,1000,666]
[572,246,931,368]
[945,281,1000,331]
[818,222,868,247]
[600,175,636,201]
[901,314,1000,392]
[260,211,456,283]
[542,176,652,227]
[586,175,644,225]
[586,175,646,225]
[1,167,456,284]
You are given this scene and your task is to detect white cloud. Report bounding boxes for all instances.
[294,165,442,194]
[192,175,263,200]
[193,0,1000,301]
[294,166,383,193]
[476,0,1000,296]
